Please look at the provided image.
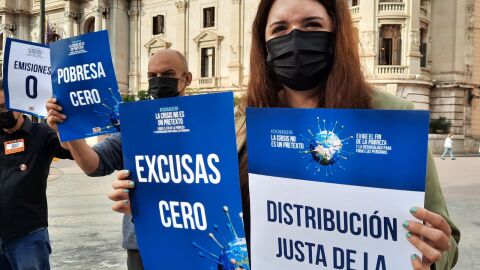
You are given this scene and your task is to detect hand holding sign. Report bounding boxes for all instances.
[246,108,432,270]
[50,30,122,142]
[119,93,249,270]
[45,97,66,132]
[405,207,453,269]
[108,170,134,215]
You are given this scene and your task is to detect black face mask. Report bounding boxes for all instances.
[0,111,19,130]
[266,29,334,91]
[148,77,180,99]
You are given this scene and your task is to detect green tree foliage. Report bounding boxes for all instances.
[429,117,452,134]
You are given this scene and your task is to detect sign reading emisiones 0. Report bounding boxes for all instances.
[2,38,52,117]
[50,30,121,142]
[246,108,430,270]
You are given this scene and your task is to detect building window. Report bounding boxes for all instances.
[349,0,359,6]
[153,15,165,35]
[420,29,428,68]
[201,47,215,77]
[379,25,402,65]
[203,7,215,28]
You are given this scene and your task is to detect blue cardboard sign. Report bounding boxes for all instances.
[246,108,430,269]
[120,92,249,270]
[50,30,121,142]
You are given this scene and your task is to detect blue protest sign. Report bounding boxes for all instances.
[120,92,249,270]
[50,30,121,142]
[2,38,52,117]
[246,108,430,269]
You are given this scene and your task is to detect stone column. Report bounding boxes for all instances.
[405,1,431,110]
[358,0,376,78]
[102,7,109,30]
[16,13,30,41]
[228,0,242,89]
[408,0,422,75]
[175,1,188,57]
[128,2,140,92]
[64,10,79,38]
[109,0,131,92]
[93,6,103,31]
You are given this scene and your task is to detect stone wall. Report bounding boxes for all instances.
[471,89,480,138]
[430,87,467,135]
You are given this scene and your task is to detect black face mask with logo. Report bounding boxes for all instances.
[266,29,334,91]
[0,111,19,130]
[148,77,180,99]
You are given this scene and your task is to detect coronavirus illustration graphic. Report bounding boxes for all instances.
[300,117,353,176]
[89,88,121,135]
[192,206,250,270]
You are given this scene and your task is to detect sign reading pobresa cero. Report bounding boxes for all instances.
[120,92,249,270]
[50,30,122,142]
[246,108,430,270]
[2,38,52,118]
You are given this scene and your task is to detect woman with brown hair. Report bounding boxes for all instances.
[110,0,460,269]
[235,0,460,269]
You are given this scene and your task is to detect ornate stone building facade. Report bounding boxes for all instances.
[349,0,480,153]
[1,0,479,152]
[127,0,260,93]
[0,0,131,90]
[0,0,260,93]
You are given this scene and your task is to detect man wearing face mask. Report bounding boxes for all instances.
[0,83,72,270]
[45,49,192,270]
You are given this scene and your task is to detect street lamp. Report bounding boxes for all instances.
[40,0,45,44]
[34,0,46,124]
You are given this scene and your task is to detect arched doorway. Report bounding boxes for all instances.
[83,17,95,33]
[46,24,61,44]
